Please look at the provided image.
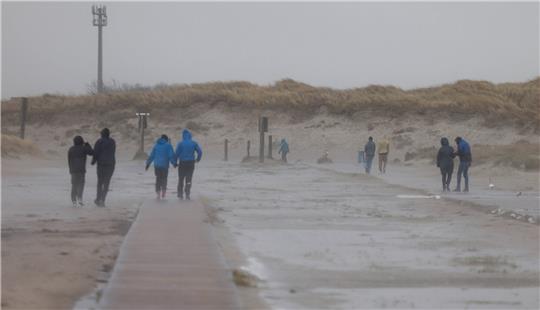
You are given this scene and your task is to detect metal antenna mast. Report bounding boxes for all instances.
[92,4,107,93]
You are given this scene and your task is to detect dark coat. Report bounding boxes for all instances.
[364,140,376,157]
[68,141,94,174]
[92,135,116,166]
[437,138,455,171]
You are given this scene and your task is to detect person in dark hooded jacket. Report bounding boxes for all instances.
[436,137,455,192]
[68,136,94,207]
[453,136,472,192]
[175,129,202,200]
[146,135,177,200]
[91,128,116,206]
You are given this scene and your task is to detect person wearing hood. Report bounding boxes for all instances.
[91,128,116,206]
[278,139,289,163]
[453,136,472,192]
[175,129,202,200]
[68,136,94,207]
[364,137,376,174]
[146,135,177,200]
[436,137,455,192]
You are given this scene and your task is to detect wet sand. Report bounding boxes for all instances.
[198,160,540,309]
[2,158,539,309]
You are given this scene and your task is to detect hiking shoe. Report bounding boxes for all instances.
[72,201,78,208]
[161,191,166,199]
[453,188,461,192]
[78,200,84,207]
[186,195,191,200]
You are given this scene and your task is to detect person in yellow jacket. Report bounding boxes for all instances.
[378,136,390,173]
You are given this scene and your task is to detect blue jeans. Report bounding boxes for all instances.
[365,156,374,174]
[456,161,470,191]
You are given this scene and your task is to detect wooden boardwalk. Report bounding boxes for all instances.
[99,199,240,309]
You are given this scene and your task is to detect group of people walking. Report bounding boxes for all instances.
[363,136,390,174]
[68,127,472,207]
[68,128,202,207]
[68,128,116,207]
[362,135,472,192]
[437,136,472,192]
[145,129,202,200]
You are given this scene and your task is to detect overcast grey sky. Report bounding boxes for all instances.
[2,1,538,99]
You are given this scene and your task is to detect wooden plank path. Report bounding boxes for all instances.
[99,199,240,309]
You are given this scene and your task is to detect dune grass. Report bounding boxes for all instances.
[1,134,42,158]
[1,78,538,128]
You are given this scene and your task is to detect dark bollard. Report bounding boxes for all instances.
[224,139,228,161]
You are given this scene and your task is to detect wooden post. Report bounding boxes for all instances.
[224,139,228,161]
[258,116,268,163]
[133,112,150,160]
[20,97,28,139]
[259,130,264,163]
[268,135,273,159]
[247,140,251,158]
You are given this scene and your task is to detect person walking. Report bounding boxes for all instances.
[453,136,472,192]
[68,136,94,207]
[146,135,177,200]
[278,138,289,163]
[377,136,390,173]
[175,129,202,200]
[436,137,455,192]
[91,128,116,207]
[364,137,376,174]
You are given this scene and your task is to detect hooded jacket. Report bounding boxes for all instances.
[175,129,202,162]
[146,138,176,168]
[455,138,472,162]
[68,136,94,174]
[278,139,289,154]
[92,129,116,166]
[437,137,455,170]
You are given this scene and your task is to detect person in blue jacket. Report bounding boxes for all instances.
[175,129,202,200]
[146,134,177,200]
[278,138,289,163]
[453,136,472,192]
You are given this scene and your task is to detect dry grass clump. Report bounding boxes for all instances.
[473,143,540,171]
[2,78,538,128]
[1,134,42,158]
[232,269,258,287]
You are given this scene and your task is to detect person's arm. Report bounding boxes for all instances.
[436,149,442,167]
[195,143,202,162]
[91,140,100,165]
[175,143,182,165]
[84,142,94,156]
[68,149,73,172]
[168,145,177,167]
[145,146,155,170]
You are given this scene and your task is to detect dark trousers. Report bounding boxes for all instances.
[440,166,453,191]
[456,161,470,191]
[155,167,169,193]
[365,155,374,174]
[71,173,85,202]
[96,164,114,204]
[281,152,288,163]
[178,161,195,197]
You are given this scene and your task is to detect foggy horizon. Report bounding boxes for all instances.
[2,1,539,99]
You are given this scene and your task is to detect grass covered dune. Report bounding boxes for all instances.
[1,78,539,129]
